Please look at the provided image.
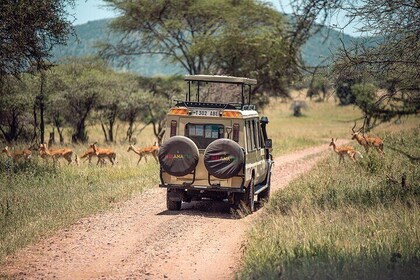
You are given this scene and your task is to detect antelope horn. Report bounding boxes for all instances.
[352,122,357,133]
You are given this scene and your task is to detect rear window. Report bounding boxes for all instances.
[185,123,224,149]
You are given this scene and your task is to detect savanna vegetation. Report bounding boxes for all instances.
[242,3,419,276]
[0,140,159,262]
[1,93,417,264]
[0,0,75,77]
[1,0,419,277]
[239,127,419,279]
[0,58,184,144]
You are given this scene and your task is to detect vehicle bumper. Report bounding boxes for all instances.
[159,183,245,193]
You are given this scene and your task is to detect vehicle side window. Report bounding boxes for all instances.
[258,121,263,148]
[252,119,260,150]
[246,120,255,152]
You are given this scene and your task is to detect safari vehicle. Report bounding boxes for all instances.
[158,75,273,212]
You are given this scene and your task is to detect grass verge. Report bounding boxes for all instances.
[0,144,159,263]
[239,128,420,279]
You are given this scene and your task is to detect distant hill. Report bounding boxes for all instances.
[51,18,360,76]
[51,19,182,76]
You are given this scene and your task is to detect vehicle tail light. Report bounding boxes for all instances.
[222,111,241,118]
[170,108,188,115]
[232,123,239,142]
[170,120,177,137]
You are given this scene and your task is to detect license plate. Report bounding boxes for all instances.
[191,109,219,117]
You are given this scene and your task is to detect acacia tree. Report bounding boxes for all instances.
[47,69,70,144]
[51,58,110,143]
[136,76,184,144]
[289,0,420,128]
[0,77,33,142]
[96,72,126,143]
[100,0,299,99]
[0,0,75,78]
[119,86,149,143]
[1,0,75,143]
[48,93,67,144]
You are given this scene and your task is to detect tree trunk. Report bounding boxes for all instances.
[40,101,45,144]
[72,120,88,143]
[48,128,55,146]
[100,121,108,142]
[32,103,38,143]
[58,128,64,144]
[126,120,134,143]
[126,118,141,143]
[39,71,46,144]
[53,116,64,144]
[9,110,20,142]
[108,119,114,142]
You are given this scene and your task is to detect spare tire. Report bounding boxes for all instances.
[158,136,199,177]
[204,139,244,179]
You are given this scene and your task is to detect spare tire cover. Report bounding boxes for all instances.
[204,139,244,179]
[158,136,199,177]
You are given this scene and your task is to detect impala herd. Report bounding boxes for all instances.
[1,122,384,166]
[330,122,384,164]
[1,142,159,166]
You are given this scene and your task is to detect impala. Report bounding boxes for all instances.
[329,138,362,163]
[1,146,32,161]
[80,147,96,163]
[39,143,73,164]
[79,146,107,165]
[89,143,116,166]
[127,143,159,165]
[351,123,384,154]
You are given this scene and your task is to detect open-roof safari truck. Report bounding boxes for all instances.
[158,75,273,212]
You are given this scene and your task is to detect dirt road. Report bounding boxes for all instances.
[1,143,337,279]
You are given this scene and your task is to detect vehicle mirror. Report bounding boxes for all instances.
[265,139,272,149]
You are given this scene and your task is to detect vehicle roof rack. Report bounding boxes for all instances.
[174,100,256,111]
[174,100,239,109]
[184,75,257,85]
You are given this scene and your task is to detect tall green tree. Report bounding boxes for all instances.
[95,72,136,143]
[101,0,298,99]
[118,86,148,143]
[52,58,110,143]
[0,77,33,142]
[0,0,75,78]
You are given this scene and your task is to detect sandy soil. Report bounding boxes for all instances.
[1,142,344,280]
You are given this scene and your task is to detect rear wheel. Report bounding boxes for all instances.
[244,178,255,213]
[166,190,182,211]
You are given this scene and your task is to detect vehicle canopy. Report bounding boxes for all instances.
[182,75,257,110]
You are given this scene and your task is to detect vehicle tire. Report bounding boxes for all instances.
[257,173,271,202]
[204,139,244,179]
[244,177,255,213]
[166,190,182,211]
[159,136,199,177]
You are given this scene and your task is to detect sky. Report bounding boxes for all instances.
[67,0,359,37]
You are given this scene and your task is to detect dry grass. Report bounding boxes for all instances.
[239,127,420,279]
[262,91,418,156]
[0,127,160,262]
[1,92,418,266]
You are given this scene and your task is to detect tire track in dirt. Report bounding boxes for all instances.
[1,141,343,279]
